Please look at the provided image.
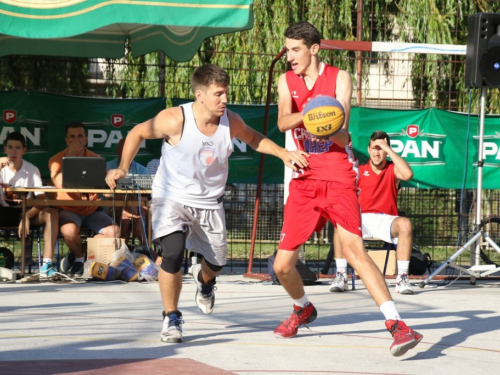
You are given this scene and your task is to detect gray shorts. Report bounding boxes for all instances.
[59,209,115,234]
[151,198,227,266]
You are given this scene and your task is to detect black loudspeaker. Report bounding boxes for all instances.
[465,13,500,87]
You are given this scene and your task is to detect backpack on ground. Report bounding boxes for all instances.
[409,245,432,275]
[267,250,318,285]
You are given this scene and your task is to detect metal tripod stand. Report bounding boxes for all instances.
[419,87,500,287]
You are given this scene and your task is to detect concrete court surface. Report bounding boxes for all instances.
[1,271,500,375]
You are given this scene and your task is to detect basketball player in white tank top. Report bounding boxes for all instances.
[106,64,310,344]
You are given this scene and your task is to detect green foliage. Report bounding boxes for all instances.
[103,50,162,98]
[390,0,500,112]
[0,56,90,94]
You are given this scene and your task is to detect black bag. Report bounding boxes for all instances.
[409,246,432,275]
[267,251,318,285]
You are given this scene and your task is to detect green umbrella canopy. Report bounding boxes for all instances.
[0,0,254,61]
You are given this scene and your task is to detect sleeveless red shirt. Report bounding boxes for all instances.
[286,63,358,185]
[358,162,399,216]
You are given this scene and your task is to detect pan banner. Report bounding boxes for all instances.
[2,92,499,188]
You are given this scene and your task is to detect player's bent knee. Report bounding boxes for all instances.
[273,261,293,276]
[396,217,413,236]
[159,231,185,274]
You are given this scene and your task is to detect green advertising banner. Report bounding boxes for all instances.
[2,91,500,188]
[350,107,500,189]
[0,91,166,179]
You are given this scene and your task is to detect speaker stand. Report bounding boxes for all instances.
[419,87,500,287]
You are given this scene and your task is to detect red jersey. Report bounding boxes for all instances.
[358,162,398,216]
[286,63,358,186]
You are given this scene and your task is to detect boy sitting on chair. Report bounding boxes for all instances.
[331,130,415,294]
[0,131,59,279]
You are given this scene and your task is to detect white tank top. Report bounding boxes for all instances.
[152,102,233,209]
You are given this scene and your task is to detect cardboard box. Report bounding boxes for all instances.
[356,250,397,276]
[87,237,126,264]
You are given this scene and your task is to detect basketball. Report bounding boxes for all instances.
[302,96,345,139]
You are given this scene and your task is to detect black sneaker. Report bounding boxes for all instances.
[60,252,75,274]
[161,310,184,343]
[68,261,84,278]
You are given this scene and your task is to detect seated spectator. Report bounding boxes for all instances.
[49,122,120,277]
[331,131,415,294]
[107,137,149,246]
[0,132,59,278]
[146,158,160,175]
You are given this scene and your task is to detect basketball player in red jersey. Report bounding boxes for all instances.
[331,131,415,295]
[272,21,422,357]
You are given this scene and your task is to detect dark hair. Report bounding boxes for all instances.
[369,130,390,146]
[4,131,26,148]
[191,64,230,92]
[65,121,87,137]
[284,21,321,48]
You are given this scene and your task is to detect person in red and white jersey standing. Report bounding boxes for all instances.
[272,21,422,357]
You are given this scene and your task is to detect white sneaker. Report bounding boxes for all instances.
[329,272,348,292]
[160,311,184,343]
[395,273,414,295]
[192,264,216,314]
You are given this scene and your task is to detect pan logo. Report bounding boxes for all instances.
[3,110,16,124]
[406,124,419,138]
[474,133,500,167]
[388,125,446,166]
[111,114,124,128]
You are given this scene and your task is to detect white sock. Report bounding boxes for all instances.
[380,301,402,321]
[397,260,410,275]
[335,258,348,274]
[293,294,310,308]
[75,256,85,263]
[43,258,52,264]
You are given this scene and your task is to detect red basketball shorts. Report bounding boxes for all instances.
[279,179,362,251]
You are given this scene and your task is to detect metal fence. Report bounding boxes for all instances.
[222,184,500,274]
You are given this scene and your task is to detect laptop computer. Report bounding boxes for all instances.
[62,157,107,189]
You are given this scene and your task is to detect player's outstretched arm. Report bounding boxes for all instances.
[105,107,182,189]
[229,110,309,171]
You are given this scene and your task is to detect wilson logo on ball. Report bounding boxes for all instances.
[302,96,345,138]
[307,109,338,122]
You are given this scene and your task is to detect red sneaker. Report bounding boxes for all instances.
[385,320,423,357]
[274,303,317,338]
